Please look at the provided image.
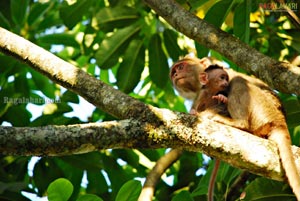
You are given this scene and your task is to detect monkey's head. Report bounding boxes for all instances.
[200,65,229,94]
[170,56,222,99]
[170,56,206,99]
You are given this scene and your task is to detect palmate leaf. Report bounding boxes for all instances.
[95,23,141,69]
[116,39,145,93]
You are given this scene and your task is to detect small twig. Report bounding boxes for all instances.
[138,149,183,201]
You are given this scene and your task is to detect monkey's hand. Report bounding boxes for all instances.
[212,94,228,104]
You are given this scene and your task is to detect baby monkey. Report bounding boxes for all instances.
[191,64,230,201]
[190,64,229,116]
[171,60,229,201]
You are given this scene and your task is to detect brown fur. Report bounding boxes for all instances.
[171,56,300,200]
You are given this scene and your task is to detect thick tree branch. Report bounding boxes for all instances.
[0,11,299,190]
[1,110,300,183]
[143,0,300,95]
[0,27,147,120]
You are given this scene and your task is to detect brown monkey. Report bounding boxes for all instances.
[207,72,300,200]
[191,65,230,201]
[171,59,229,201]
[190,64,229,116]
[172,56,300,200]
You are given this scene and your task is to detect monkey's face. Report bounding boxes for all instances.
[207,69,229,94]
[170,60,204,99]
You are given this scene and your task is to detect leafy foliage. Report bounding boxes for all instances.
[0,0,300,200]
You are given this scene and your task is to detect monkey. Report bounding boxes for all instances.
[190,64,229,116]
[171,56,300,200]
[191,65,230,201]
[171,59,230,201]
[170,56,226,102]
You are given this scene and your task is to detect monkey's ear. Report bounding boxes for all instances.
[199,72,208,85]
[199,57,212,68]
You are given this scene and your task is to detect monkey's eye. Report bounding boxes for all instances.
[177,64,183,70]
[220,75,228,81]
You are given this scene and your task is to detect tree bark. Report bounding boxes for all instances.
[0,27,147,120]
[1,110,300,183]
[0,1,299,187]
[143,0,300,95]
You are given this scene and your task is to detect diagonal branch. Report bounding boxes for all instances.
[143,0,300,95]
[0,27,147,120]
[138,149,183,201]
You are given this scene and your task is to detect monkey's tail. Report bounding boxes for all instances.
[269,128,300,201]
[208,159,220,201]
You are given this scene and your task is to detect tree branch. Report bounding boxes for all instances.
[0,27,147,120]
[143,0,300,95]
[138,149,183,201]
[1,110,300,183]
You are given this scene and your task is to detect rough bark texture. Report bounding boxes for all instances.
[143,0,300,95]
[1,109,300,182]
[0,27,147,120]
[0,1,300,185]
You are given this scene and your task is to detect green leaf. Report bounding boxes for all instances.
[244,178,295,201]
[27,1,52,26]
[102,154,130,193]
[86,171,109,195]
[33,158,64,196]
[60,152,104,171]
[77,194,103,201]
[117,39,145,93]
[0,181,28,194]
[94,6,139,32]
[115,180,142,201]
[282,97,300,128]
[10,0,30,25]
[233,0,250,43]
[148,33,169,89]
[61,90,79,104]
[30,69,56,99]
[204,0,234,27]
[95,23,141,69]
[172,190,193,201]
[3,105,31,126]
[0,12,11,29]
[111,150,140,168]
[163,29,184,61]
[47,178,74,201]
[196,43,209,58]
[14,73,29,97]
[37,33,80,48]
[59,0,95,29]
[53,158,84,200]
